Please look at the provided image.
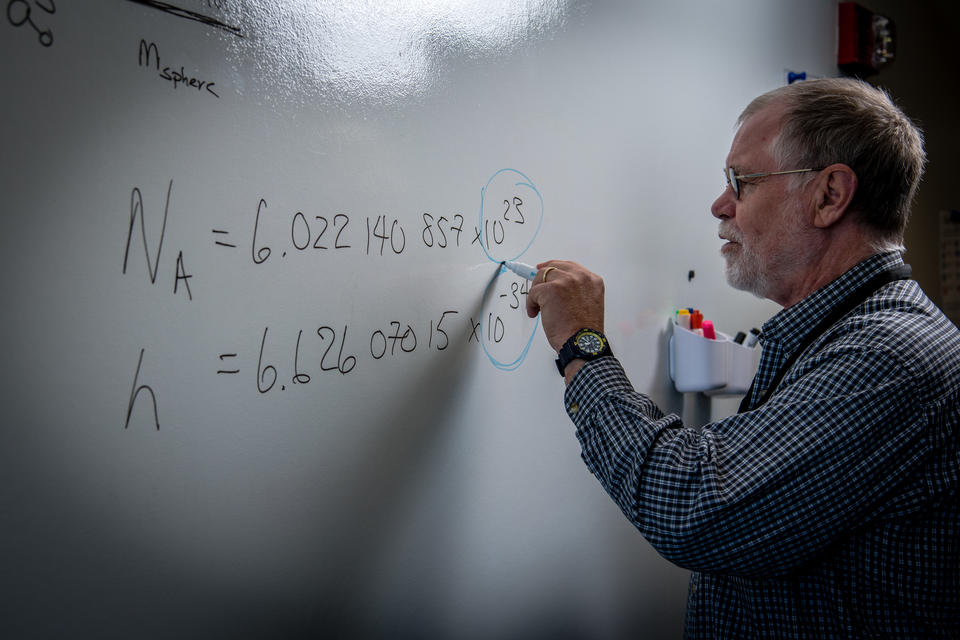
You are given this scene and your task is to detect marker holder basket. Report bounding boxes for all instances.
[668,324,757,395]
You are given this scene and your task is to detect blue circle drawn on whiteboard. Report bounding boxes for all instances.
[478,168,543,371]
[478,168,544,264]
[479,270,541,371]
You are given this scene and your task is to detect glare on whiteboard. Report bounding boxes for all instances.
[227,0,571,106]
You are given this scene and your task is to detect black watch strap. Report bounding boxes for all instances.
[555,329,611,376]
[555,341,579,376]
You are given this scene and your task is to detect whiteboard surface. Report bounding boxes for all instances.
[1,1,836,637]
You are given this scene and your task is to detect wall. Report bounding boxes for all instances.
[851,0,960,319]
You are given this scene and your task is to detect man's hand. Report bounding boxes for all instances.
[525,260,605,352]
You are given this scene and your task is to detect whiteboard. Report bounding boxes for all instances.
[1,1,837,637]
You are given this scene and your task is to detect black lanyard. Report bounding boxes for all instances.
[738,264,912,413]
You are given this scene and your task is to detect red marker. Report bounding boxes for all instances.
[691,310,703,330]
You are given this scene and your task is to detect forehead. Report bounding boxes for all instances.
[727,101,785,168]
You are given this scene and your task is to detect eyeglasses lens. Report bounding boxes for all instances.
[726,167,739,199]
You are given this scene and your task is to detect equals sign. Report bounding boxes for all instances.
[217,353,239,374]
[212,229,236,248]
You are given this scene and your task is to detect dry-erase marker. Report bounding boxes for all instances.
[702,320,716,340]
[501,260,538,281]
[691,310,703,330]
[745,327,761,348]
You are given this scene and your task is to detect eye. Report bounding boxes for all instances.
[735,173,762,190]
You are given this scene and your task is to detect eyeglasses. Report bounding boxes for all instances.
[724,167,819,199]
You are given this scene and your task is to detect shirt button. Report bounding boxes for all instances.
[569,402,580,415]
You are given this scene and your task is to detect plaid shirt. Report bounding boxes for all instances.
[565,252,960,639]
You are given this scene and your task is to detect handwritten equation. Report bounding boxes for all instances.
[122,169,544,430]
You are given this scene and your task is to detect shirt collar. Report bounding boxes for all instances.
[759,251,905,355]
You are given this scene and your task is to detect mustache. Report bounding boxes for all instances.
[718,223,742,243]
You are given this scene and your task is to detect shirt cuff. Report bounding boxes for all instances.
[563,356,635,429]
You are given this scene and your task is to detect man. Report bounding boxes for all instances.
[526,78,960,638]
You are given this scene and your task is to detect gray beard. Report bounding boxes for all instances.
[724,256,769,299]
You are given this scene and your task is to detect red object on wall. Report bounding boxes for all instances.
[838,2,895,77]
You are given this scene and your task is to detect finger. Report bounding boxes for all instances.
[536,259,580,270]
[536,266,554,284]
[534,265,568,285]
[526,272,548,313]
[525,294,540,318]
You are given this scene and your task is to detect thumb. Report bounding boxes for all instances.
[526,288,541,318]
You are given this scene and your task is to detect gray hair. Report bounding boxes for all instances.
[739,78,926,250]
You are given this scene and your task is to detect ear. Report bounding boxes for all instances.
[812,164,857,228]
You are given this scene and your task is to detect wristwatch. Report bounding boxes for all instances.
[555,328,611,376]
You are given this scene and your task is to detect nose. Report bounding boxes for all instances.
[711,187,735,220]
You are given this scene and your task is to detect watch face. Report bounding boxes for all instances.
[575,331,604,355]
